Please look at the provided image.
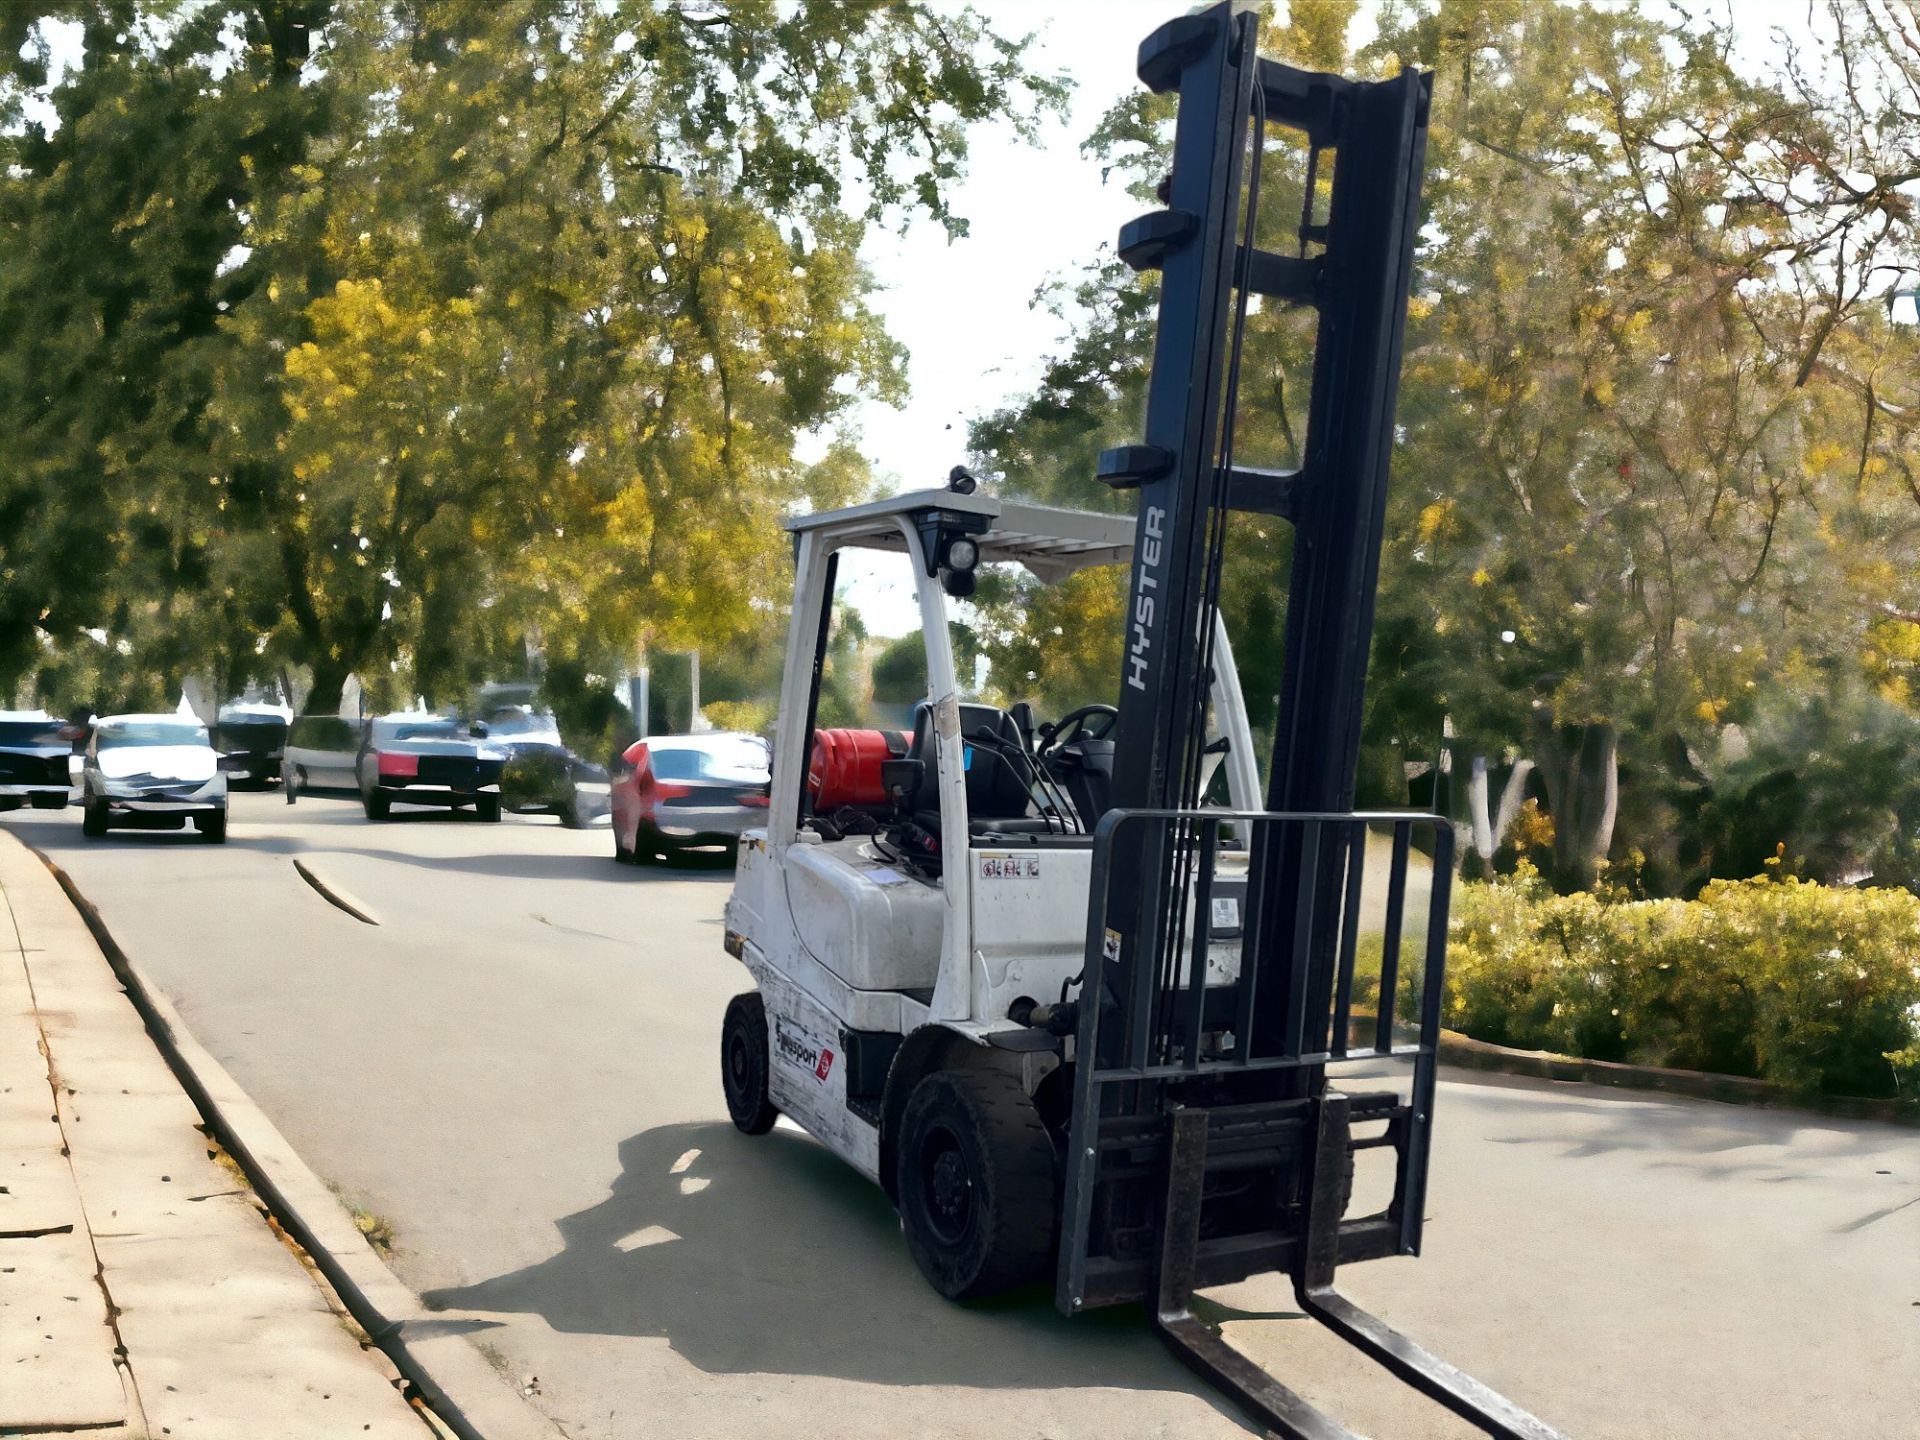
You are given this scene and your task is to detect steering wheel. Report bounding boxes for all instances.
[1038,703,1119,756]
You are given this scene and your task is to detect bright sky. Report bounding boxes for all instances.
[835,1,1182,635]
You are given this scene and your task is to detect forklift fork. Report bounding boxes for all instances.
[1153,1099,1566,1440]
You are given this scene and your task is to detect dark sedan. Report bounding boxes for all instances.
[487,707,613,828]
[356,713,508,821]
[215,705,290,789]
[0,710,77,810]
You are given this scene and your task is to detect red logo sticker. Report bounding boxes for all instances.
[815,1049,835,1082]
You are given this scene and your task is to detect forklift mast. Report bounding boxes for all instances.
[1058,6,1566,1437]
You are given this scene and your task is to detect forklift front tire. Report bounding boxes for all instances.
[721,992,780,1135]
[896,1067,1056,1302]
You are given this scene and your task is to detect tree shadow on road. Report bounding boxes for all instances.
[418,1120,1234,1410]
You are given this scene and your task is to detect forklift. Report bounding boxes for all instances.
[718,5,1566,1435]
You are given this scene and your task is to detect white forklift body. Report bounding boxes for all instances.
[723,486,1260,1184]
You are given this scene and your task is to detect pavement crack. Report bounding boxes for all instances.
[292,857,381,925]
[531,912,624,944]
[5,883,152,1438]
[1834,1191,1920,1233]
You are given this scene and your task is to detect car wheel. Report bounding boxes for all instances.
[81,798,107,838]
[895,1067,1057,1302]
[285,766,303,805]
[363,788,390,821]
[195,807,228,844]
[721,993,780,1136]
[478,795,503,823]
[29,792,67,810]
[613,830,634,864]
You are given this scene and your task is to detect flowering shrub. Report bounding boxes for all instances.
[1441,868,1920,1098]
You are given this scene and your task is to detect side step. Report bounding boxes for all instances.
[1153,1100,1568,1440]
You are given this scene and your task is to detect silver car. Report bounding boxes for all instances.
[82,715,229,843]
[610,732,771,862]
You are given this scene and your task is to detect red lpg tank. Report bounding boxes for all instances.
[809,728,909,809]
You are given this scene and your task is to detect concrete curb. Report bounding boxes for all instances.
[1436,1028,1920,1125]
[31,846,565,1440]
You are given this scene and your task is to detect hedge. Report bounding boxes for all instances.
[1427,869,1920,1099]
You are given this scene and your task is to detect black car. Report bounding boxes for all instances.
[487,707,612,828]
[0,710,76,810]
[356,712,508,821]
[215,705,289,789]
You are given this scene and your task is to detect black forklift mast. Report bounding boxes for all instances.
[1059,5,1566,1437]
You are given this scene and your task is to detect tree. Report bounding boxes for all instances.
[0,1,1067,716]
[976,0,1920,892]
[1370,0,1920,888]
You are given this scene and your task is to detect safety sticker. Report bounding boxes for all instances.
[1102,928,1123,964]
[1211,896,1241,929]
[979,855,1041,879]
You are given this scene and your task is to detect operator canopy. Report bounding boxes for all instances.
[785,488,1135,583]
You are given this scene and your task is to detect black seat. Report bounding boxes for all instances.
[903,702,1052,834]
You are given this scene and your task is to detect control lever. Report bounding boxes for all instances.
[1009,701,1038,757]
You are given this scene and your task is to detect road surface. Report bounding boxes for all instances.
[4,791,1916,1439]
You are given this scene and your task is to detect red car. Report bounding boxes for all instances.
[611,732,771,863]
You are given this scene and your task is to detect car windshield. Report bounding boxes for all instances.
[652,738,770,781]
[0,718,64,746]
[99,722,207,748]
[484,708,561,741]
[373,717,469,744]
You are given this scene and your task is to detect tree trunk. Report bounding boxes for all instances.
[1493,758,1536,840]
[1531,715,1618,892]
[304,655,351,719]
[1467,754,1495,860]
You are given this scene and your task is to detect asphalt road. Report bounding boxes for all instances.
[5,791,1917,1439]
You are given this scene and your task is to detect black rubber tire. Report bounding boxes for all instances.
[196,808,228,844]
[81,797,107,838]
[613,830,634,864]
[285,766,302,804]
[363,787,390,821]
[478,794,503,823]
[721,992,780,1136]
[895,1067,1057,1301]
[29,792,67,810]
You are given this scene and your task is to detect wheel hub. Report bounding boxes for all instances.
[928,1144,972,1236]
[726,1034,748,1089]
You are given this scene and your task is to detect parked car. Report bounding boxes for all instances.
[281,714,365,801]
[611,732,771,862]
[356,712,508,821]
[81,714,228,842]
[487,706,612,828]
[215,702,290,789]
[0,710,77,811]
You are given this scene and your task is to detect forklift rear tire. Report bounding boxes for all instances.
[721,992,779,1135]
[896,1067,1056,1301]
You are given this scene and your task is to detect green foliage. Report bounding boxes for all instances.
[870,632,927,707]
[1691,673,1920,891]
[1444,869,1920,1098]
[0,1,1066,716]
[974,0,1920,893]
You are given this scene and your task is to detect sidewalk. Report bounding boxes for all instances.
[0,835,434,1439]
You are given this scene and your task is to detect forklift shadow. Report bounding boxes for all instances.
[419,1120,1242,1407]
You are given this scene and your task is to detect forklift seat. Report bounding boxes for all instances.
[903,702,1055,835]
